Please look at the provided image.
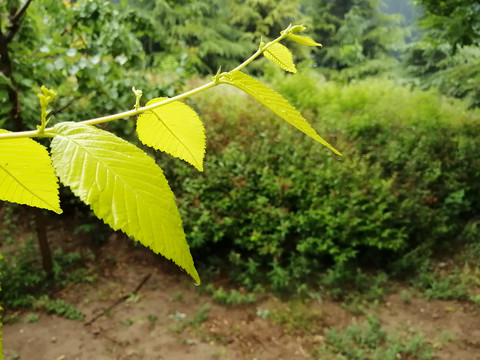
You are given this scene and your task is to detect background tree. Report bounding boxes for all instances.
[126,0,307,75]
[305,0,409,80]
[414,0,480,50]
[406,0,480,107]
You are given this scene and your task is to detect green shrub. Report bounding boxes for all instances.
[0,235,93,318]
[162,74,480,292]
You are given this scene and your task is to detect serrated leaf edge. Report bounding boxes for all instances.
[0,131,62,213]
[220,71,342,156]
[264,43,297,73]
[0,163,62,213]
[137,98,205,171]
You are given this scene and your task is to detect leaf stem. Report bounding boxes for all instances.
[82,81,216,126]
[232,34,288,73]
[0,81,217,140]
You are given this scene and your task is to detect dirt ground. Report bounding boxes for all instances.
[2,221,480,360]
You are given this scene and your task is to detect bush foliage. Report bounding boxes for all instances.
[162,73,480,292]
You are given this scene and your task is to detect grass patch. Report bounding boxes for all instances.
[266,300,325,336]
[0,214,95,321]
[315,315,435,360]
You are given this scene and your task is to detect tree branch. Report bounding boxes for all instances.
[49,95,85,118]
[6,0,35,43]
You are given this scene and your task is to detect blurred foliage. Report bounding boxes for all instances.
[0,0,168,133]
[127,0,306,74]
[404,0,480,108]
[405,44,480,108]
[414,0,480,50]
[305,0,409,79]
[0,233,93,319]
[128,0,253,74]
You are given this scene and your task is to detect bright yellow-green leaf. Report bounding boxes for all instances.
[264,43,296,73]
[287,34,322,47]
[0,130,61,213]
[221,71,341,156]
[51,122,200,284]
[136,97,206,171]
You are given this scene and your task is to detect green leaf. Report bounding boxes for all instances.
[136,98,206,171]
[0,73,13,89]
[287,34,322,47]
[50,122,200,284]
[220,71,341,155]
[0,130,62,213]
[263,43,296,73]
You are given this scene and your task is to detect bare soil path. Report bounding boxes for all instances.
[2,223,480,360]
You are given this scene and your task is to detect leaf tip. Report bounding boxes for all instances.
[287,34,322,47]
[319,138,342,156]
[185,265,201,285]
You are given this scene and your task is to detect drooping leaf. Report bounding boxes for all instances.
[50,122,200,283]
[287,34,322,47]
[0,130,62,213]
[263,42,296,73]
[136,97,206,171]
[220,71,341,155]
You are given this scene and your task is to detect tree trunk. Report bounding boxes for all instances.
[34,209,53,276]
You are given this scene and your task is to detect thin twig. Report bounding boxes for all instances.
[6,0,35,42]
[84,273,152,327]
[49,95,85,117]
